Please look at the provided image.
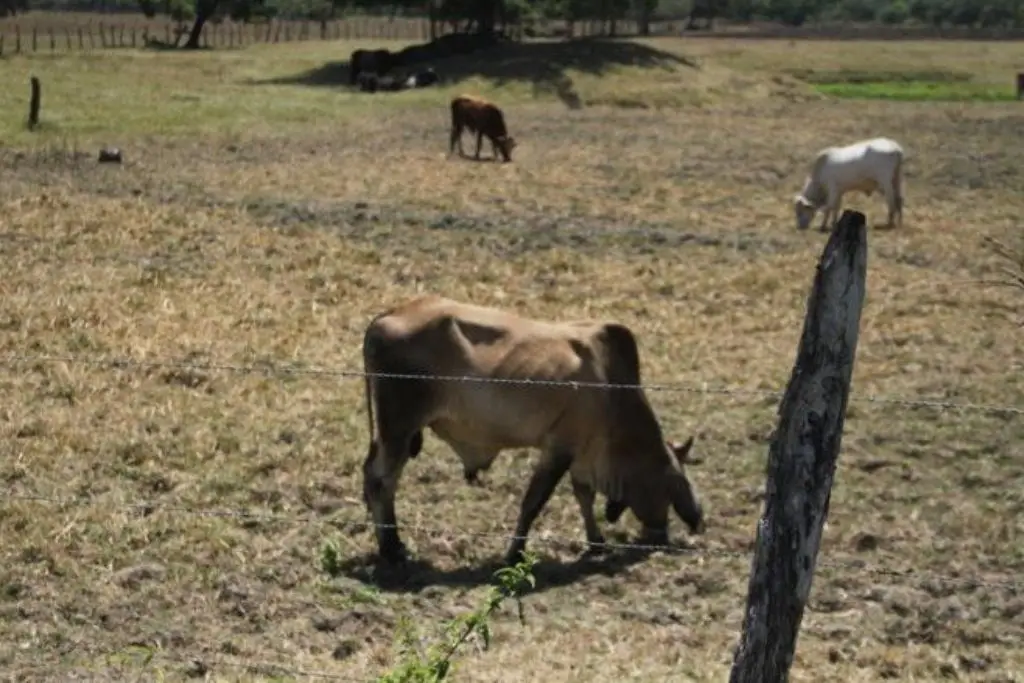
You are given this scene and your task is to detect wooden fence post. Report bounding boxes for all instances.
[28,76,41,130]
[728,209,868,683]
[1017,72,1024,100]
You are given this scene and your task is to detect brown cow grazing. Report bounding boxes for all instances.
[449,94,517,163]
[360,294,705,567]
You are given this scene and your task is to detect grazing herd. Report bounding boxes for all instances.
[340,44,910,565]
[360,294,705,566]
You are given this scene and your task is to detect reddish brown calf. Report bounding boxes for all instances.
[449,94,517,163]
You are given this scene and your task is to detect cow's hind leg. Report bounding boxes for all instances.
[363,377,432,564]
[571,478,606,556]
[504,448,573,566]
[891,165,904,228]
[474,131,484,160]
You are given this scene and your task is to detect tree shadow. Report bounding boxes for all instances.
[248,37,699,111]
[332,539,699,595]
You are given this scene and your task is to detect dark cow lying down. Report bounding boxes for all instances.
[405,68,439,89]
[361,294,705,566]
[357,69,440,94]
[449,94,517,162]
[349,48,393,85]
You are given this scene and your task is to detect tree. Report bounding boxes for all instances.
[140,0,274,48]
[0,0,29,18]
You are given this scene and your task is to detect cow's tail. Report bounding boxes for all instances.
[362,316,386,443]
[364,370,376,444]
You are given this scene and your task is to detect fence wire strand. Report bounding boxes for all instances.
[2,352,1022,416]
[3,491,1020,592]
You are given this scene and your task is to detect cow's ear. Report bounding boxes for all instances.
[670,436,697,464]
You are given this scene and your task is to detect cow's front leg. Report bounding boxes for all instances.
[882,185,899,229]
[504,449,573,566]
[474,132,484,160]
[820,198,841,232]
[571,478,606,556]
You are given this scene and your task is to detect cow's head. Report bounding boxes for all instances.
[793,194,817,231]
[497,135,517,162]
[612,435,704,544]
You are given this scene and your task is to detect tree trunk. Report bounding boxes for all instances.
[474,0,497,34]
[639,0,651,35]
[728,210,868,683]
[185,0,218,49]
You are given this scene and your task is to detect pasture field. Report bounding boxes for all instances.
[1,35,1023,682]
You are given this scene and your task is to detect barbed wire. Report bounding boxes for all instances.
[1,647,685,683]
[2,650,367,683]
[4,491,1021,592]
[2,352,1022,416]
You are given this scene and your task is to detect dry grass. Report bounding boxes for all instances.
[1,35,1023,683]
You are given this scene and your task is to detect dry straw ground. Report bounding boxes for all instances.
[0,33,1022,683]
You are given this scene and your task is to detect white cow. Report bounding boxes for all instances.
[793,137,905,232]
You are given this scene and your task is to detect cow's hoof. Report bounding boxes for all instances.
[638,529,669,549]
[379,541,409,566]
[503,545,528,568]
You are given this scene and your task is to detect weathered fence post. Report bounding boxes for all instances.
[1017,72,1024,100]
[728,209,868,683]
[28,76,41,130]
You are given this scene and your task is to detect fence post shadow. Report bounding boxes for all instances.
[728,209,868,683]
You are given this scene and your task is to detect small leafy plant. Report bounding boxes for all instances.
[375,554,539,683]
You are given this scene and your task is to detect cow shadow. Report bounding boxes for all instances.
[332,539,698,595]
[249,37,698,110]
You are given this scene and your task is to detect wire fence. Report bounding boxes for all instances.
[2,351,1023,416]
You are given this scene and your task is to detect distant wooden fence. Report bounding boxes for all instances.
[0,18,429,54]
[4,16,1024,55]
[0,17,702,55]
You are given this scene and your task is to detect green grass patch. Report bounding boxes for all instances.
[782,67,1016,102]
[814,80,1017,102]
[787,68,973,85]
